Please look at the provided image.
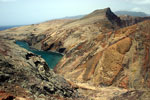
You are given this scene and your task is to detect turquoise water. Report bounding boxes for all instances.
[16,41,63,69]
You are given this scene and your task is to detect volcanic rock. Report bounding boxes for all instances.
[0,38,79,100]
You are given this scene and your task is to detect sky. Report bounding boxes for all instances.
[0,0,150,26]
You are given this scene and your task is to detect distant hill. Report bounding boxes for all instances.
[61,15,85,19]
[61,11,150,20]
[115,11,149,17]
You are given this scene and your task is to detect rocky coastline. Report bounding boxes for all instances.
[0,8,150,100]
[0,38,80,100]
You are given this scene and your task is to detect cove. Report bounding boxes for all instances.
[16,41,63,69]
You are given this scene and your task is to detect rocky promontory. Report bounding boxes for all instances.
[0,38,79,100]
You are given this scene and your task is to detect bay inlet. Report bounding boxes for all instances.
[16,41,63,69]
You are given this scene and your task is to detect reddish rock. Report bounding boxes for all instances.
[119,76,129,89]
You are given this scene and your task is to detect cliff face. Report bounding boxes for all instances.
[0,39,79,100]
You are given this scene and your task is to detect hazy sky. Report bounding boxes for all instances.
[0,0,150,26]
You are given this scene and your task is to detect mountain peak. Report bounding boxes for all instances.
[95,7,111,13]
[81,8,122,28]
[82,7,113,19]
[61,8,122,29]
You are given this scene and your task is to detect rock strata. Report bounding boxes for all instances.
[54,20,150,90]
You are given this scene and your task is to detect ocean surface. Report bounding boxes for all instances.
[0,25,21,31]
[16,41,63,69]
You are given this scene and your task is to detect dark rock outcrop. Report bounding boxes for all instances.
[25,34,46,50]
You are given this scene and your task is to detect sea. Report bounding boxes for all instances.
[16,41,63,69]
[0,25,21,31]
